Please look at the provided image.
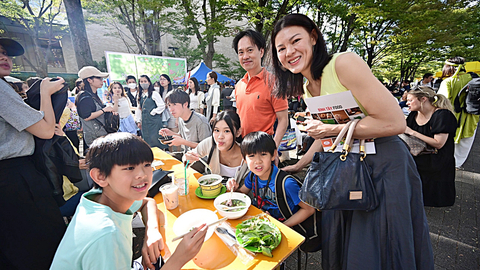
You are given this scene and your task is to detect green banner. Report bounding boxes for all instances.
[105,52,187,85]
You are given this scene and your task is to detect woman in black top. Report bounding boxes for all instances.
[75,66,113,148]
[406,86,457,206]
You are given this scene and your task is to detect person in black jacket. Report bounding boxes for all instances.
[125,75,139,108]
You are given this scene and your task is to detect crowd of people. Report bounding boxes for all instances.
[1,12,479,270]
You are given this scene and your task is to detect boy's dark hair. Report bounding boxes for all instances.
[126,75,137,83]
[165,89,190,108]
[423,73,433,79]
[241,131,276,158]
[86,133,154,189]
[232,29,266,54]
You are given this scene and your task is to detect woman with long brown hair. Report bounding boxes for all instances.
[108,81,136,134]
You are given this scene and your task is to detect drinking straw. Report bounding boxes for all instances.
[184,160,189,195]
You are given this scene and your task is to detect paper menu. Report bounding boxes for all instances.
[304,91,376,154]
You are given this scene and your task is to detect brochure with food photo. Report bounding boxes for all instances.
[304,91,376,154]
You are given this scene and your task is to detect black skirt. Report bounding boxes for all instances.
[321,136,434,270]
[0,156,66,269]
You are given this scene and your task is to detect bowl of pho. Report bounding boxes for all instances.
[197,174,223,197]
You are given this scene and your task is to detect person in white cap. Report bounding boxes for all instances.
[0,37,67,269]
[76,66,113,149]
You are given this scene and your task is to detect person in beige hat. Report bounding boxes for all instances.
[0,37,68,269]
[76,66,114,148]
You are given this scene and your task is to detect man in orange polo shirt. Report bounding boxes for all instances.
[232,30,288,147]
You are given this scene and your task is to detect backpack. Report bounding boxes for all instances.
[454,77,480,116]
[274,169,322,253]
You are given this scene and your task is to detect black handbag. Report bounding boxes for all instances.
[88,92,120,134]
[299,119,379,211]
[100,111,120,134]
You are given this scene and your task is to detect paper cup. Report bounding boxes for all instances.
[160,183,179,210]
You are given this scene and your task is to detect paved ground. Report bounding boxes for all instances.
[282,169,480,270]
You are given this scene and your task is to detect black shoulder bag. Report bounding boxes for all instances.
[82,91,120,133]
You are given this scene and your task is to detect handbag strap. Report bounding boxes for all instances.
[342,119,360,152]
[341,119,367,161]
[330,120,354,151]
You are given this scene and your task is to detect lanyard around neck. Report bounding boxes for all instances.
[253,167,274,208]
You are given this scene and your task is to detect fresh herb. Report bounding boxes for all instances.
[235,215,281,257]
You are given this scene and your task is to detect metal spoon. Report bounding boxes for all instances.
[216,227,236,240]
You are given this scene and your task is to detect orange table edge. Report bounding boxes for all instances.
[151,148,305,270]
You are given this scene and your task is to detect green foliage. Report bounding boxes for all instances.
[213,53,244,81]
[93,56,107,72]
[1,0,65,77]
[83,0,177,55]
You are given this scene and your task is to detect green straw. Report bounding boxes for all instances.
[184,160,189,195]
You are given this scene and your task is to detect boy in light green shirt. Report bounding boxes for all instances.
[51,133,207,270]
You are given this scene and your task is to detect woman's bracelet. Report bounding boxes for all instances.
[101,109,105,113]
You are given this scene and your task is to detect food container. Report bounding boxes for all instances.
[197,174,223,197]
[214,192,251,219]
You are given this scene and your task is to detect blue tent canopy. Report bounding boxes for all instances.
[188,62,235,84]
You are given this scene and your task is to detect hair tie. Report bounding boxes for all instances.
[433,95,438,105]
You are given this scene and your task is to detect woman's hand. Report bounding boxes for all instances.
[112,94,120,102]
[103,106,114,113]
[209,113,216,125]
[405,126,415,136]
[54,123,65,136]
[78,159,89,170]
[185,150,200,162]
[40,77,65,96]
[282,164,301,173]
[305,120,342,140]
[226,178,238,192]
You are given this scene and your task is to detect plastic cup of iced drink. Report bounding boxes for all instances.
[160,183,179,210]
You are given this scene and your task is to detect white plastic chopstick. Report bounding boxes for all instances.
[172,217,228,242]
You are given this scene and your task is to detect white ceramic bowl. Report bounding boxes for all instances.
[214,192,251,219]
[197,174,223,197]
[173,209,218,242]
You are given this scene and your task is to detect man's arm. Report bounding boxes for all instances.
[273,109,289,148]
